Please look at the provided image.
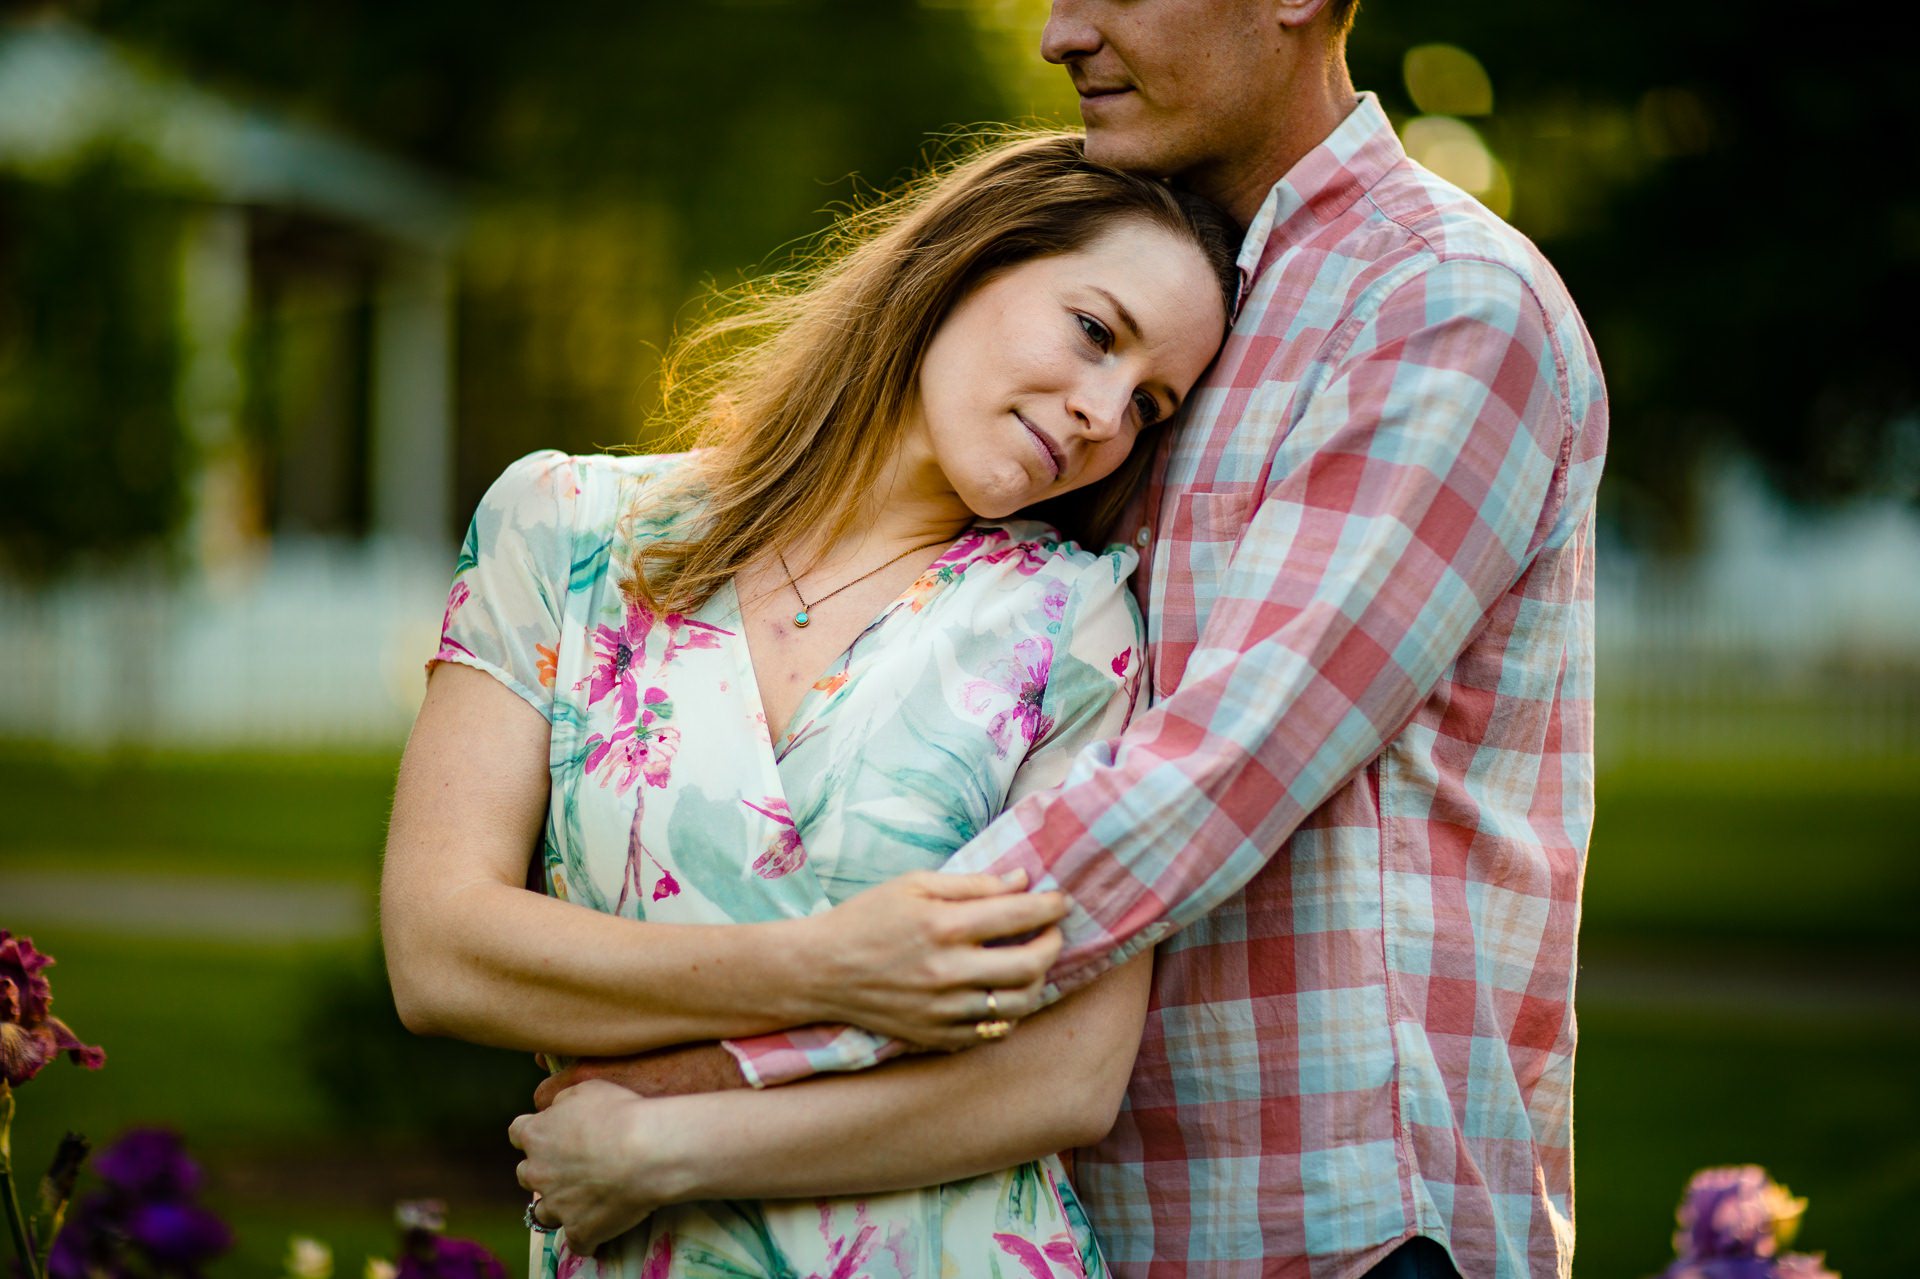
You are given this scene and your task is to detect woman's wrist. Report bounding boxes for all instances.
[762,913,841,1025]
[632,1092,735,1205]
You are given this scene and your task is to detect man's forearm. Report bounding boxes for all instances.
[656,958,1151,1202]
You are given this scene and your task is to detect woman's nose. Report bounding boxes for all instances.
[1066,375,1130,442]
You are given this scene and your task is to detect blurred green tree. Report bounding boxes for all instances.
[76,0,1015,521]
[1348,0,1918,542]
[0,157,189,576]
[7,0,1913,554]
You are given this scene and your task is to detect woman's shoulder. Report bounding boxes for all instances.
[477,448,698,531]
[950,517,1139,594]
[939,519,1145,726]
[935,518,1143,650]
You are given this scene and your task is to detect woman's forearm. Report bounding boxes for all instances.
[385,662,1071,1058]
[384,878,824,1055]
[649,954,1153,1200]
[381,663,826,1055]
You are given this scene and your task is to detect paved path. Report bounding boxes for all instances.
[0,868,370,942]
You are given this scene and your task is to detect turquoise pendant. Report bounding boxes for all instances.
[793,610,810,628]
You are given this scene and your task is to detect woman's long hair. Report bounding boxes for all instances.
[627,131,1239,616]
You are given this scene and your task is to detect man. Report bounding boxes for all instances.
[519,2,1605,1275]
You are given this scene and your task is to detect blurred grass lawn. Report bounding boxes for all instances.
[3,745,1916,1277]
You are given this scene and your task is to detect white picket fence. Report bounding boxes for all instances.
[0,538,1916,762]
[0,541,449,751]
[1594,561,1920,765]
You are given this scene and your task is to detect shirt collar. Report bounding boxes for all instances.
[1233,91,1406,295]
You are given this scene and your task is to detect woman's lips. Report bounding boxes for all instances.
[1016,412,1063,482]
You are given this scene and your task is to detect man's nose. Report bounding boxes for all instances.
[1041,0,1100,65]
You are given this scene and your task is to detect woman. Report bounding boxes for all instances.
[381,133,1238,1278]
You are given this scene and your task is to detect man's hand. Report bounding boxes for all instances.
[802,869,1068,1050]
[513,1080,677,1254]
[535,1042,748,1111]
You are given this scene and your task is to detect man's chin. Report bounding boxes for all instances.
[1082,127,1183,180]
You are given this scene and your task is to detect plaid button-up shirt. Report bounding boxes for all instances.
[727,94,1607,1279]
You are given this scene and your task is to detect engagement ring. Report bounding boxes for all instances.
[524,1198,556,1234]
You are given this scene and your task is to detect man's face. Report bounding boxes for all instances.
[1042,0,1289,183]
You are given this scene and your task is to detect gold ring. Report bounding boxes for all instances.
[975,1018,1014,1041]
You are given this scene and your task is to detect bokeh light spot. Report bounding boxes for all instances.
[1403,44,1494,118]
[1403,115,1511,216]
[1637,87,1718,157]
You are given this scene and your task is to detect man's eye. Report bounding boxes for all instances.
[1078,314,1113,350]
[1133,389,1161,426]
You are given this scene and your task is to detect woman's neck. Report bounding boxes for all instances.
[797,429,973,574]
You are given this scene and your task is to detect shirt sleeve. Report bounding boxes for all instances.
[430,449,578,720]
[721,541,1147,1088]
[726,256,1577,1085]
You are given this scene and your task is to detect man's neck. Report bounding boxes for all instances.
[1192,53,1360,230]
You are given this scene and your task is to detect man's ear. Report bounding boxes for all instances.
[1272,0,1332,30]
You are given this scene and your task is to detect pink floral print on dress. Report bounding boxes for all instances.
[962,636,1056,758]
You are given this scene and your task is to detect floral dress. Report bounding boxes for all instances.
[432,451,1146,1279]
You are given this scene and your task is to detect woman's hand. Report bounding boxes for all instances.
[512,1081,683,1255]
[802,869,1069,1050]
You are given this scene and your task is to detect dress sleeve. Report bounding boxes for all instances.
[720,541,1146,1089]
[430,449,577,720]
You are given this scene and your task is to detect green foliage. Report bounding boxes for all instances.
[301,946,538,1147]
[0,746,397,882]
[1347,0,1920,538]
[80,0,1018,521]
[11,1,1907,553]
[0,159,189,575]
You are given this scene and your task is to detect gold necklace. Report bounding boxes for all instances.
[776,537,950,628]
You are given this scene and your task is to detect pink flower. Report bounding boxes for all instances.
[962,637,1055,758]
[811,1222,877,1279]
[583,723,680,793]
[1041,580,1070,622]
[639,1235,673,1279]
[1111,646,1132,678]
[1,929,104,1087]
[977,535,1053,577]
[662,615,728,665]
[578,600,657,728]
[436,582,475,660]
[652,866,681,901]
[745,797,807,879]
[619,827,682,911]
[993,1234,1060,1279]
[1044,1236,1086,1275]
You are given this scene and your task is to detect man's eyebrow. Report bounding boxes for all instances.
[1092,286,1144,344]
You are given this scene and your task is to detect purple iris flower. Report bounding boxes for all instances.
[46,1130,231,1279]
[1661,1167,1838,1279]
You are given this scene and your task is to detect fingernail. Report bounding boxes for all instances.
[1000,869,1028,887]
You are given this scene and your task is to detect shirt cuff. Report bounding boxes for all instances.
[721,1024,906,1089]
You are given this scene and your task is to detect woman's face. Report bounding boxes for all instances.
[904,218,1227,521]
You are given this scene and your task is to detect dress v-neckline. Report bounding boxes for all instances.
[720,531,980,758]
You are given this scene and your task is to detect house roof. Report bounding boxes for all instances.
[0,15,463,249]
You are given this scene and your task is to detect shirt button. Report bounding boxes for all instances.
[1134,525,1151,548]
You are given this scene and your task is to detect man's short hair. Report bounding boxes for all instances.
[1328,0,1359,36]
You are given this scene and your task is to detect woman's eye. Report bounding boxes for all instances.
[1132,389,1162,427]
[1077,314,1113,350]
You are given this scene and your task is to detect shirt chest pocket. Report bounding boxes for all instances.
[1154,487,1259,694]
